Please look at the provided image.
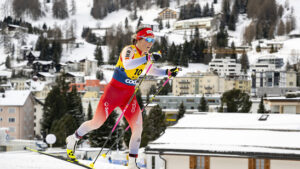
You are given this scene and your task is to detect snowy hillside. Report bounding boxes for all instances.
[1,0,299,68]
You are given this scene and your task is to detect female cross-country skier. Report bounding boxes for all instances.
[66,27,178,169]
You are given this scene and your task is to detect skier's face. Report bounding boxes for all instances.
[137,35,154,53]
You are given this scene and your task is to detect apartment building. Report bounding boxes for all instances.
[250,55,284,72]
[209,57,242,77]
[0,91,34,140]
[251,70,298,97]
[174,17,215,30]
[173,71,250,96]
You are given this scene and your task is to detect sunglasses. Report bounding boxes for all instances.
[139,36,155,43]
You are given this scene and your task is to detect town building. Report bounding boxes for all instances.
[209,57,242,77]
[174,17,215,30]
[158,8,178,20]
[0,91,34,140]
[251,70,298,97]
[250,55,284,71]
[172,71,250,96]
[145,113,300,169]
[264,91,300,114]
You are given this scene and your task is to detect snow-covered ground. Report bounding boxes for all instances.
[0,151,126,169]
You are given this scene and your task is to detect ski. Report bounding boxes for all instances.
[24,147,94,169]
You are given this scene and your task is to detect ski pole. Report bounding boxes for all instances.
[102,67,182,157]
[89,59,155,168]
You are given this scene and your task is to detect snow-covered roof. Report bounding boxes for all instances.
[0,71,12,78]
[265,96,300,101]
[31,51,41,57]
[0,90,31,106]
[38,72,55,77]
[28,80,46,92]
[7,24,27,30]
[20,45,33,50]
[146,113,300,159]
[67,72,85,77]
[33,60,53,65]
[175,17,214,24]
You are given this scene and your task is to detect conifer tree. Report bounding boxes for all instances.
[179,45,188,67]
[158,19,163,30]
[198,94,208,112]
[50,114,77,146]
[215,27,228,48]
[168,43,177,65]
[240,51,249,73]
[257,96,266,113]
[149,85,157,95]
[158,78,172,95]
[67,86,84,128]
[220,89,252,113]
[52,40,62,64]
[230,42,237,60]
[177,102,186,121]
[137,16,143,28]
[41,85,67,136]
[141,105,166,147]
[136,89,144,109]
[94,44,104,66]
[89,110,123,150]
[87,102,93,120]
[5,56,11,69]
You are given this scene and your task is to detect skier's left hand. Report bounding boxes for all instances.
[166,67,180,77]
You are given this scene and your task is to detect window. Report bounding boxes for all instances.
[289,82,293,86]
[8,118,15,123]
[190,156,210,169]
[8,108,16,113]
[187,99,195,102]
[0,108,2,112]
[0,117,2,122]
[249,159,270,169]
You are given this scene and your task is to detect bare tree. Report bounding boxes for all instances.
[290,49,300,70]
[243,22,256,45]
[286,19,292,34]
[70,0,76,15]
[277,19,285,36]
[52,0,69,19]
[12,0,42,20]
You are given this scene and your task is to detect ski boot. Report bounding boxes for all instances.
[128,156,140,169]
[66,133,79,161]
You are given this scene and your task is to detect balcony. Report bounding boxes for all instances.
[179,81,190,84]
